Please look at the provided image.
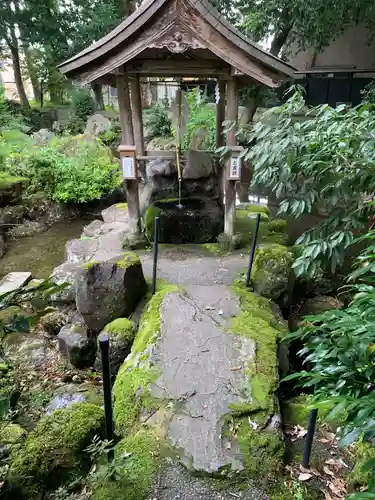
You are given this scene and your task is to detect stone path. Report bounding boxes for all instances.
[50,204,277,499]
[152,285,255,473]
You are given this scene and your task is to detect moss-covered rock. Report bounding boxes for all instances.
[98,318,136,378]
[8,403,104,497]
[281,395,313,427]
[113,283,180,436]
[144,198,223,244]
[300,295,344,316]
[1,423,26,444]
[0,361,19,415]
[91,428,163,500]
[231,284,287,414]
[228,284,287,480]
[252,244,294,301]
[234,210,288,248]
[76,252,147,332]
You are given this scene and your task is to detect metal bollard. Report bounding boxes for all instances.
[152,216,160,295]
[302,408,318,468]
[246,213,261,287]
[99,333,114,462]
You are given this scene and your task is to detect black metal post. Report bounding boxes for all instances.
[152,216,160,295]
[302,408,318,468]
[99,333,114,462]
[246,213,261,287]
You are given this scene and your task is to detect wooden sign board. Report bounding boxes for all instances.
[118,144,137,180]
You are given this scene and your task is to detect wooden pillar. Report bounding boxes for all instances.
[224,77,238,238]
[130,73,146,178]
[216,80,226,149]
[216,80,226,204]
[116,70,141,234]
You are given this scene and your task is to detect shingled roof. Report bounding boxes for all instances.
[59,0,295,87]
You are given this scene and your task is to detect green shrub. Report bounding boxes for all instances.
[184,88,216,151]
[0,89,26,132]
[70,88,95,122]
[143,103,171,138]
[5,136,121,203]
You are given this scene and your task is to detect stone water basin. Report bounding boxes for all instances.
[145,198,223,244]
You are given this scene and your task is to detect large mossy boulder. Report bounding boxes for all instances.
[145,198,223,244]
[252,244,294,301]
[234,205,288,248]
[75,252,147,332]
[113,282,285,485]
[7,403,104,498]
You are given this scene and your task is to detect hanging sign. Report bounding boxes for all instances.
[118,145,137,180]
[226,146,244,181]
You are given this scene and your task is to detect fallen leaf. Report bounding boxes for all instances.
[310,468,321,477]
[323,466,335,477]
[298,473,313,481]
[231,366,243,371]
[324,492,333,500]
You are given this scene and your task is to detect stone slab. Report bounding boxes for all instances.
[150,286,256,474]
[101,204,129,224]
[0,272,32,295]
[66,232,126,264]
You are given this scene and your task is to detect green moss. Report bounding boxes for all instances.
[9,403,104,496]
[251,244,294,301]
[113,366,159,435]
[115,203,128,211]
[349,439,375,487]
[82,260,100,269]
[103,318,136,341]
[91,429,162,500]
[0,174,27,189]
[238,203,270,217]
[230,283,287,413]
[113,283,181,436]
[1,423,26,444]
[116,251,140,269]
[235,212,287,248]
[144,205,162,241]
[281,395,313,427]
[236,420,284,479]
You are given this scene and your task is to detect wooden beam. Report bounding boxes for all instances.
[130,74,146,178]
[127,59,231,77]
[116,70,141,234]
[224,77,238,238]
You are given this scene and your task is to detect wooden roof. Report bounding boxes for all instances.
[59,0,295,88]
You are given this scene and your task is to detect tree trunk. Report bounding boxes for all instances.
[8,40,30,108]
[24,47,41,102]
[269,22,293,56]
[92,83,105,111]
